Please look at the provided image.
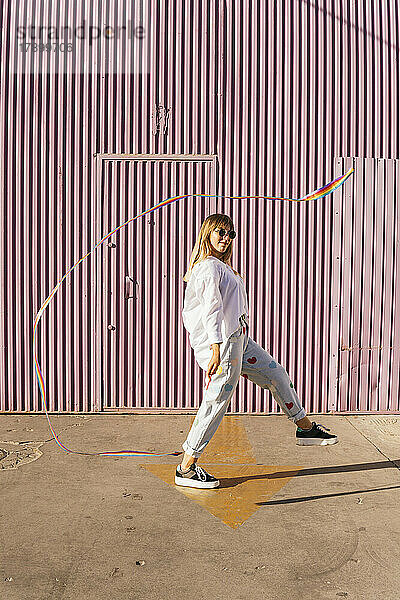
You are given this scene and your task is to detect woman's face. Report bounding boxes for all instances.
[209,224,235,256]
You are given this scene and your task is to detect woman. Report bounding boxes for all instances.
[176,213,337,489]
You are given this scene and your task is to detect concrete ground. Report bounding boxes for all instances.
[1,413,400,600]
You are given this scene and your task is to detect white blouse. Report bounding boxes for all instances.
[182,256,249,350]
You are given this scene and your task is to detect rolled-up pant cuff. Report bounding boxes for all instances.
[182,441,204,459]
[289,407,307,423]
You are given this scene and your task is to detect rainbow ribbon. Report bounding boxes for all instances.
[33,166,354,458]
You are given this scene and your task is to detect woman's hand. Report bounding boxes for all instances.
[206,344,221,382]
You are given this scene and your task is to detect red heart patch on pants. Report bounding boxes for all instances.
[247,357,257,364]
[285,402,294,410]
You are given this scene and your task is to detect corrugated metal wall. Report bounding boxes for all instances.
[1,0,399,413]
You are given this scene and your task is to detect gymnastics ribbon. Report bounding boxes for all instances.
[33,166,354,458]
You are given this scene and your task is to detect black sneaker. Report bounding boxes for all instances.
[175,463,220,489]
[296,422,338,446]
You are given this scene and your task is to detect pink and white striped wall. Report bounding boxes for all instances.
[0,1,399,413]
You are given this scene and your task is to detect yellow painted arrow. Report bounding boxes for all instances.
[142,416,302,529]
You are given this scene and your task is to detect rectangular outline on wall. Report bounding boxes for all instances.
[93,153,218,412]
[330,156,400,414]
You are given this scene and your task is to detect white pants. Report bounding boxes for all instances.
[182,315,307,458]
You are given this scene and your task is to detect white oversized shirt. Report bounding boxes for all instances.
[182,256,249,350]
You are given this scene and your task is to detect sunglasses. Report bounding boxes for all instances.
[215,228,236,239]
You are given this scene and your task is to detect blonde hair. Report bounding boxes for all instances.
[183,213,241,282]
